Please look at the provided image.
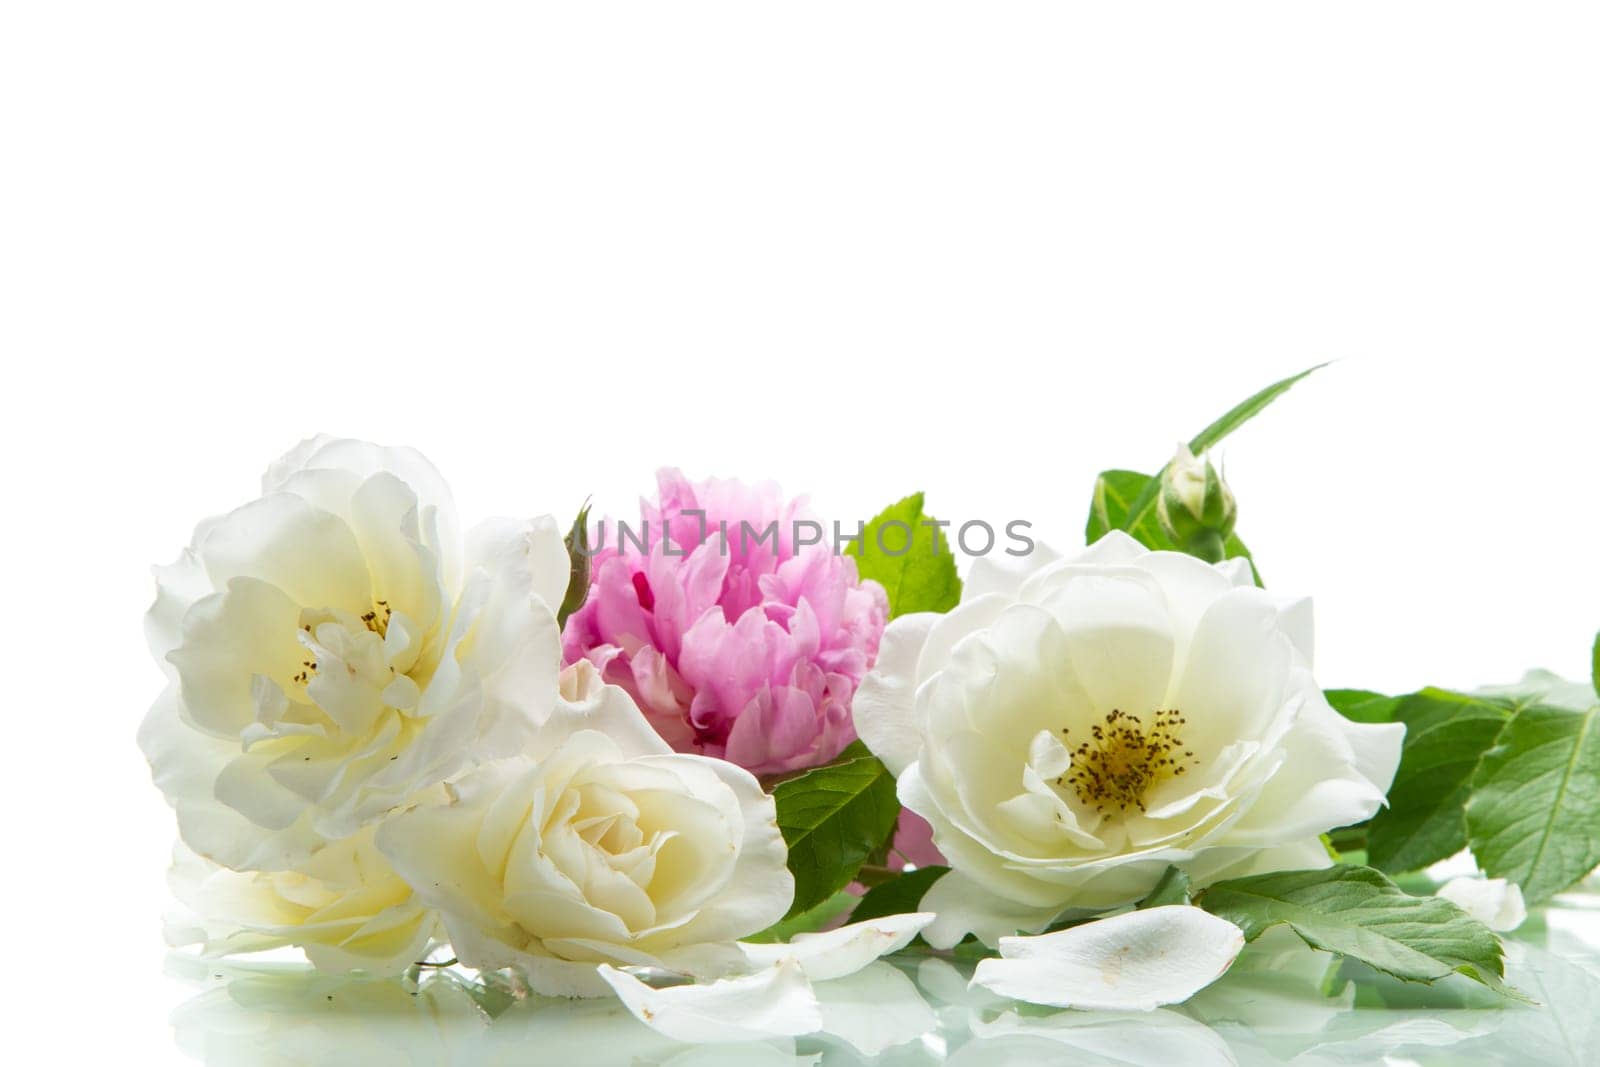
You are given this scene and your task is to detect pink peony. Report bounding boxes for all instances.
[561,469,889,776]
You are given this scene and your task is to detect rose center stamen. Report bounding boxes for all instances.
[1056,708,1196,815]
[360,599,393,638]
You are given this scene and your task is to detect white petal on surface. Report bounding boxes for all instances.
[970,906,1245,1010]
[813,962,937,1056]
[598,959,823,1043]
[738,913,935,981]
[1438,876,1528,932]
[851,611,939,776]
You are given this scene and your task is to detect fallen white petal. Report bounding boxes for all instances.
[970,905,1245,1011]
[1438,876,1528,932]
[738,912,935,981]
[598,959,822,1044]
[813,962,937,1056]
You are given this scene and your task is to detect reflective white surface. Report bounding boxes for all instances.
[166,882,1600,1065]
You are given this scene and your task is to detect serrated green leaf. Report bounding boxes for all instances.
[1365,689,1514,875]
[1116,363,1326,545]
[772,751,901,918]
[1325,689,1402,725]
[1198,865,1507,992]
[849,866,949,926]
[1085,468,1259,580]
[847,492,961,619]
[1467,702,1600,903]
[1137,866,1191,909]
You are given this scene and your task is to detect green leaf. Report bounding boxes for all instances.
[1188,362,1330,455]
[743,890,859,943]
[847,492,962,619]
[1366,689,1514,875]
[772,750,901,918]
[557,499,593,629]
[1325,689,1402,725]
[849,866,949,925]
[1116,363,1326,544]
[1467,702,1600,903]
[1085,469,1258,580]
[1197,865,1507,991]
[1137,866,1191,909]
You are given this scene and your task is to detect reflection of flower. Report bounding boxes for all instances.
[165,825,438,975]
[377,663,793,996]
[854,531,1404,947]
[169,967,495,1067]
[562,469,888,775]
[1439,876,1527,932]
[141,436,569,871]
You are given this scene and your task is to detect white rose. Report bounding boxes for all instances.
[376,663,794,997]
[165,823,439,975]
[853,531,1404,948]
[141,436,569,870]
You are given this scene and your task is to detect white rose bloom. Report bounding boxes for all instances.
[141,436,569,871]
[164,823,439,975]
[853,531,1404,948]
[376,662,794,997]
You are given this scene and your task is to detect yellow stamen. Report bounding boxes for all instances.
[1056,708,1196,815]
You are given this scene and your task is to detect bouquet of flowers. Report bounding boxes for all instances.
[140,367,1599,1045]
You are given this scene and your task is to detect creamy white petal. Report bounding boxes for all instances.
[738,913,934,981]
[195,493,372,612]
[263,434,458,565]
[851,611,939,775]
[1216,556,1256,588]
[964,541,1063,600]
[912,593,1013,692]
[534,671,675,760]
[919,867,1063,950]
[651,756,793,948]
[139,685,323,870]
[1223,690,1402,846]
[970,905,1245,1010]
[465,514,572,625]
[598,959,823,1043]
[1438,876,1527,932]
[1071,529,1146,566]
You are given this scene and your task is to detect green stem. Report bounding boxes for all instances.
[856,863,897,887]
[1326,825,1368,855]
[1186,529,1226,564]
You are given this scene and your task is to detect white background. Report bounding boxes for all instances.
[3,2,1598,1058]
